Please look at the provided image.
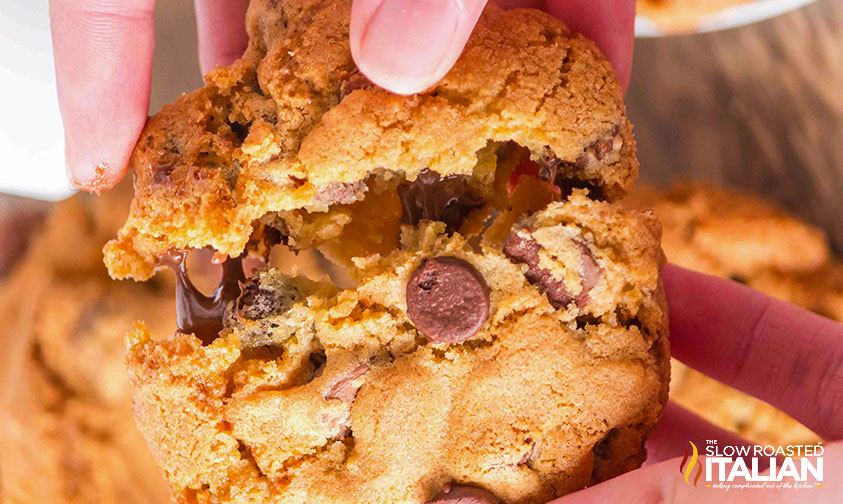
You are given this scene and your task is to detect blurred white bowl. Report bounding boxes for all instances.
[636,0,818,37]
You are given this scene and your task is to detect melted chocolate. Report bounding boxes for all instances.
[397,169,483,232]
[503,232,573,309]
[536,156,605,201]
[503,232,602,310]
[339,69,376,99]
[536,125,620,201]
[159,251,245,344]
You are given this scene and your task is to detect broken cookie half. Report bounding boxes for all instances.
[103,0,636,281]
[128,194,668,504]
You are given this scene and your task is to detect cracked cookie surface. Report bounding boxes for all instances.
[104,0,636,280]
[128,194,668,504]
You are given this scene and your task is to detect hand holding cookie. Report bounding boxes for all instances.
[49,0,633,191]
[552,265,843,502]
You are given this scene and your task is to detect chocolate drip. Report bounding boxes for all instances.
[159,251,246,344]
[397,169,483,232]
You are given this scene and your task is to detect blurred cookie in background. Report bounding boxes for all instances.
[629,181,838,446]
[0,185,173,504]
[626,182,829,278]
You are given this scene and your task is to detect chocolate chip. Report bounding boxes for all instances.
[406,257,489,343]
[152,162,175,184]
[397,169,483,233]
[426,484,500,504]
[517,438,539,466]
[234,273,302,320]
[502,232,573,309]
[324,363,370,403]
[159,251,245,344]
[340,69,376,99]
[575,241,600,308]
[594,137,613,160]
[535,125,621,201]
[535,155,605,201]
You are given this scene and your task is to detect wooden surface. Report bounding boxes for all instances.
[627,0,843,251]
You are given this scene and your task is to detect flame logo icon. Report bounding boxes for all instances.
[679,441,703,486]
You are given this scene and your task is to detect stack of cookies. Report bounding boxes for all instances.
[101,0,670,502]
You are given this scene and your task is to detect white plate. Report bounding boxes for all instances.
[636,0,819,37]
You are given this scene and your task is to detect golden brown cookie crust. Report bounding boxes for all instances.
[105,0,636,280]
[127,195,669,504]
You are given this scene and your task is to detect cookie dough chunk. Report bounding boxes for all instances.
[105,0,636,280]
[127,194,668,504]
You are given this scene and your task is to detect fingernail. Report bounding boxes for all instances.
[357,0,461,94]
[70,162,112,195]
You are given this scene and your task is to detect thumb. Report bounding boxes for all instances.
[551,441,843,504]
[350,0,488,95]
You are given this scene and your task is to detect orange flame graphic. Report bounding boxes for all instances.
[680,441,700,486]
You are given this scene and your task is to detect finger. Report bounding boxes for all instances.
[193,0,250,74]
[552,442,843,503]
[49,0,155,192]
[544,0,635,90]
[645,402,757,467]
[664,264,843,441]
[350,0,488,95]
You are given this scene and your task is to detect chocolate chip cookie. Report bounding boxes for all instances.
[103,0,637,281]
[107,0,668,501]
[128,193,668,504]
